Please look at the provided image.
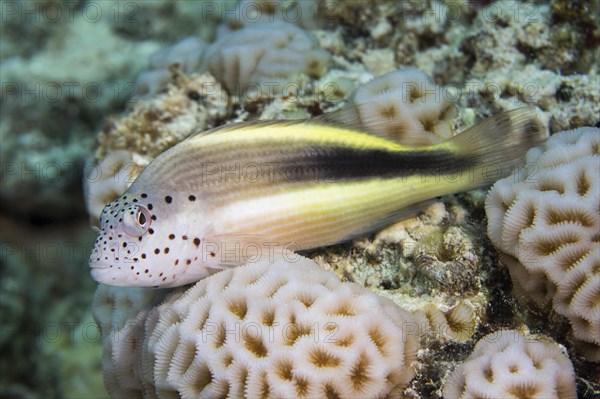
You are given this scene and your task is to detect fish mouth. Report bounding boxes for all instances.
[88,258,111,270]
[90,267,109,283]
[90,266,130,286]
[88,255,115,283]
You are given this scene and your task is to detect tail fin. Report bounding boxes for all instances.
[446,107,548,186]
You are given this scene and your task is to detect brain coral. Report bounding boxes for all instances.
[346,67,456,145]
[94,256,421,398]
[443,330,577,399]
[93,284,166,398]
[137,21,330,98]
[202,21,330,96]
[485,127,600,361]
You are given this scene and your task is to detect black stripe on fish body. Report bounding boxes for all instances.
[140,131,476,199]
[140,107,546,196]
[201,145,475,185]
[178,145,476,204]
[276,146,475,183]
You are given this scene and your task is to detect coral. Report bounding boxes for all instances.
[463,65,600,133]
[94,256,421,398]
[346,68,456,145]
[92,284,169,398]
[95,72,229,165]
[486,127,600,361]
[63,2,600,396]
[443,330,577,399]
[202,21,330,95]
[1,12,158,93]
[420,301,478,343]
[456,1,597,77]
[360,48,396,75]
[413,226,479,294]
[312,199,486,343]
[315,69,371,103]
[386,1,599,133]
[457,2,599,130]
[545,0,599,74]
[537,74,600,133]
[375,201,481,296]
[135,37,207,98]
[2,0,591,397]
[93,284,164,340]
[137,21,331,98]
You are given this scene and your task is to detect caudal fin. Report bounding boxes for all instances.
[446,107,548,187]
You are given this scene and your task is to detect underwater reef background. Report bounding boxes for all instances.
[0,1,599,398]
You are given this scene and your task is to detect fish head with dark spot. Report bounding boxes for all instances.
[89,191,214,288]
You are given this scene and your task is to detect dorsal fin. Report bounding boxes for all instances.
[186,118,306,140]
[310,103,365,130]
[186,101,440,145]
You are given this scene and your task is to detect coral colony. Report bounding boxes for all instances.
[83,2,598,398]
[3,1,598,398]
[94,257,420,397]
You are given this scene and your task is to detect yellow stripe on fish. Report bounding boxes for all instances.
[89,107,546,287]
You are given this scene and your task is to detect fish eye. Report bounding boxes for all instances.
[138,211,146,226]
[121,205,152,237]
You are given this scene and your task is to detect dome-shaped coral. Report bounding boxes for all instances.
[93,284,170,398]
[347,67,456,145]
[443,330,577,399]
[136,21,330,98]
[94,256,421,398]
[200,21,330,96]
[485,127,600,361]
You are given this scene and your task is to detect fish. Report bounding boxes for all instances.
[89,107,546,287]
